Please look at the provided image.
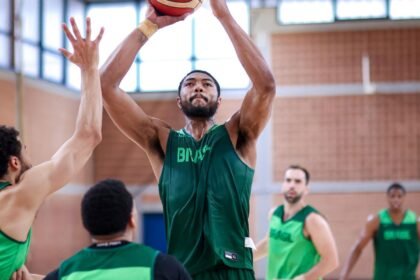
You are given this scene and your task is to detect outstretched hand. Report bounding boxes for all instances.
[59,17,104,70]
[145,5,190,29]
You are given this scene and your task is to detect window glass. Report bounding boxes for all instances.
[139,61,192,92]
[277,0,334,24]
[0,0,10,32]
[337,0,386,19]
[0,35,10,67]
[22,0,40,42]
[196,59,249,89]
[43,52,63,82]
[22,44,39,76]
[87,3,137,66]
[390,0,420,19]
[43,0,63,49]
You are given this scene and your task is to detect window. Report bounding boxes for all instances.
[66,0,85,89]
[337,0,387,19]
[390,0,420,19]
[278,0,334,24]
[277,0,420,24]
[86,0,250,92]
[0,35,10,67]
[0,0,11,32]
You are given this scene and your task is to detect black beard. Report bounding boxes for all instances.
[284,193,303,204]
[180,99,218,119]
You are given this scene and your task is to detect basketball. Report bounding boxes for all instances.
[150,0,203,16]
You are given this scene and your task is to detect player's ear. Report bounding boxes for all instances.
[176,96,182,109]
[9,155,20,171]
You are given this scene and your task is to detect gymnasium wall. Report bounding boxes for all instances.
[1,15,419,279]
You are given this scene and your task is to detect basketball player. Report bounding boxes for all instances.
[99,0,276,278]
[43,179,191,280]
[0,18,103,280]
[254,165,339,280]
[340,183,419,280]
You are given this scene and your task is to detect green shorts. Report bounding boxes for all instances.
[192,266,255,280]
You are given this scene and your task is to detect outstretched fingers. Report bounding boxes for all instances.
[70,17,83,41]
[85,17,91,41]
[58,48,72,59]
[62,22,76,44]
[93,27,105,44]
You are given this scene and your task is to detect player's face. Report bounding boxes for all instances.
[178,72,220,119]
[387,188,405,211]
[282,169,308,204]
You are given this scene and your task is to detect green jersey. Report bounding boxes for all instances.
[267,205,321,280]
[58,241,158,280]
[159,124,254,275]
[0,182,32,280]
[373,209,419,280]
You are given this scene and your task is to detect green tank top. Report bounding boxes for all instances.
[159,124,254,275]
[0,182,32,280]
[59,242,158,280]
[267,205,321,280]
[373,209,419,280]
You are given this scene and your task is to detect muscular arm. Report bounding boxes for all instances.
[99,8,188,174]
[300,213,339,280]
[3,18,104,241]
[210,0,275,166]
[339,215,379,280]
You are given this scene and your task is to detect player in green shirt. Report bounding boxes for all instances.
[100,0,275,278]
[44,179,191,280]
[340,183,419,280]
[254,165,339,280]
[0,18,104,280]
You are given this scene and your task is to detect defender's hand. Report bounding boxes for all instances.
[59,17,104,70]
[10,266,31,280]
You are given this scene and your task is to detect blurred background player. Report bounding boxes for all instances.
[254,165,339,280]
[340,183,419,280]
[44,179,191,280]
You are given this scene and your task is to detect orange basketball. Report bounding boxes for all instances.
[150,0,203,16]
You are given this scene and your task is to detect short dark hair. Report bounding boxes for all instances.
[81,179,133,236]
[387,182,406,195]
[0,126,22,178]
[287,165,310,184]
[177,69,221,97]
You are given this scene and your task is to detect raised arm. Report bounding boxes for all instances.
[4,18,104,240]
[99,7,187,153]
[210,0,275,156]
[298,213,339,280]
[339,215,379,280]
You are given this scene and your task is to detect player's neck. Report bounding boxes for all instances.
[184,118,216,140]
[91,230,133,244]
[388,207,405,215]
[0,173,16,185]
[284,201,306,219]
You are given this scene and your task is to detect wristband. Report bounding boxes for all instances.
[138,19,158,39]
